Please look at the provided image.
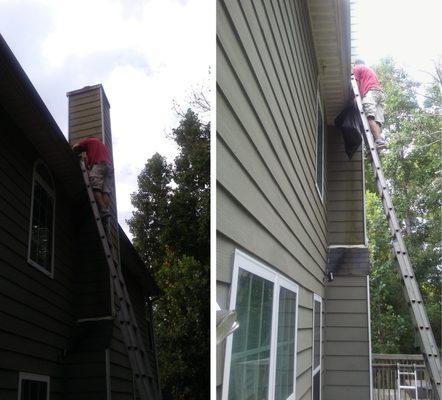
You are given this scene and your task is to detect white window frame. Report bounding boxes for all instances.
[222,249,299,400]
[18,372,50,400]
[27,160,56,278]
[315,88,325,202]
[311,294,323,400]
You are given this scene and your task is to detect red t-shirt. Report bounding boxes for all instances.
[75,137,112,168]
[354,64,383,97]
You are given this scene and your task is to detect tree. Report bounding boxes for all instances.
[366,58,441,353]
[128,109,210,399]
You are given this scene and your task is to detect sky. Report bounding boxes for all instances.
[0,0,213,237]
[0,0,440,239]
[352,0,442,86]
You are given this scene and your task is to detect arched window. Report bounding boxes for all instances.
[28,161,55,277]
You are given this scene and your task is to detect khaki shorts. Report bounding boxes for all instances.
[89,163,113,194]
[362,89,385,126]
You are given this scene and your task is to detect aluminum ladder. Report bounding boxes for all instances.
[79,158,159,399]
[397,363,419,400]
[351,75,441,400]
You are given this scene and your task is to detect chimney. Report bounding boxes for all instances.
[66,85,120,264]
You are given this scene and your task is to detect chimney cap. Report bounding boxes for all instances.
[66,83,103,97]
[66,83,110,108]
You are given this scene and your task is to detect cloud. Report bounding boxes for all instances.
[1,0,213,239]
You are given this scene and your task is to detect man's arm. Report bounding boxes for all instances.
[72,138,90,154]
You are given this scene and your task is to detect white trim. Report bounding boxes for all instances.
[367,276,373,400]
[328,244,367,249]
[315,87,325,202]
[27,160,56,279]
[222,250,299,400]
[18,372,50,400]
[268,281,280,400]
[312,294,323,400]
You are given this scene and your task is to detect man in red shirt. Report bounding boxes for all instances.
[353,59,386,149]
[72,137,113,219]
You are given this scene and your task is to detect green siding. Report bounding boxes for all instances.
[216,0,328,398]
[327,126,365,245]
[324,276,371,399]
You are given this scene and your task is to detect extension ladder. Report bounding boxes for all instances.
[79,158,159,399]
[397,363,419,400]
[351,75,441,400]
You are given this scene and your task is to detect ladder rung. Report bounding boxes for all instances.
[351,78,441,396]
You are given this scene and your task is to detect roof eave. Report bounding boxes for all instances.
[308,0,352,125]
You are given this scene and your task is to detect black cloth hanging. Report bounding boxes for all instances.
[334,103,364,159]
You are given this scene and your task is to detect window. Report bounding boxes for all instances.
[315,92,325,200]
[312,295,322,400]
[223,250,299,400]
[18,372,50,400]
[27,161,55,277]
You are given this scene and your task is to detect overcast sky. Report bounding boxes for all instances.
[0,0,213,237]
[353,0,441,85]
[1,0,440,239]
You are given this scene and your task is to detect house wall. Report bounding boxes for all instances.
[327,126,365,245]
[216,0,327,398]
[0,106,77,399]
[324,120,371,399]
[324,276,371,400]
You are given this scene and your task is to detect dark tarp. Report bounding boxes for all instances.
[334,103,364,159]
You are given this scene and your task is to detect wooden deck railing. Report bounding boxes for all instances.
[372,354,436,399]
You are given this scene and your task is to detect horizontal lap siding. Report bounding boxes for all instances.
[0,108,76,398]
[68,88,103,141]
[324,276,370,400]
[216,0,326,398]
[327,126,365,245]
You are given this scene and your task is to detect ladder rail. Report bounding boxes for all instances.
[351,75,441,400]
[79,158,159,399]
[397,363,419,400]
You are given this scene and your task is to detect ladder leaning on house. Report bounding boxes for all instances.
[78,157,159,400]
[350,75,441,400]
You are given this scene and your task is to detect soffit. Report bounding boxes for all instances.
[308,0,351,125]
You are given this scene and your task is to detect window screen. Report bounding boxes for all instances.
[20,378,48,400]
[313,371,320,400]
[312,296,322,400]
[28,162,55,275]
[228,269,274,400]
[274,288,297,400]
[225,251,300,400]
[313,300,321,369]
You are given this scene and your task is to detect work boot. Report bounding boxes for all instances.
[375,138,387,151]
[100,208,111,219]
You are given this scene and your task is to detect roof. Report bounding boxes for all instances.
[0,34,160,297]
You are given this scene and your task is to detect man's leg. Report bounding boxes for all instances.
[103,193,110,210]
[89,164,109,215]
[93,190,106,212]
[368,117,382,141]
[101,164,113,214]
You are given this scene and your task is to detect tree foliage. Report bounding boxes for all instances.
[366,58,441,353]
[128,109,210,399]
